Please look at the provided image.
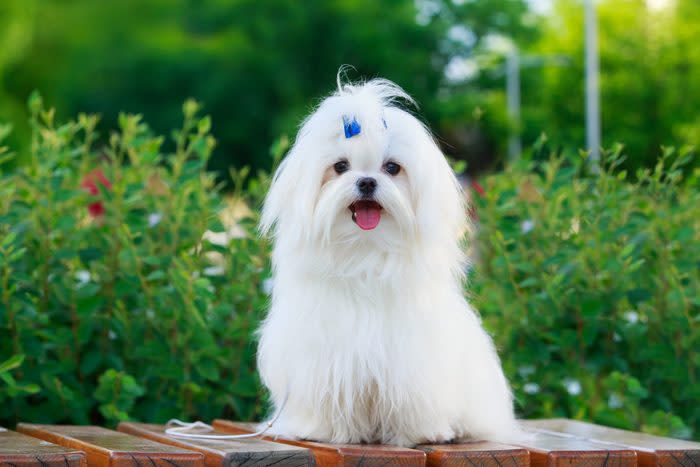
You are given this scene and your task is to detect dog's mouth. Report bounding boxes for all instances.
[349,200,383,231]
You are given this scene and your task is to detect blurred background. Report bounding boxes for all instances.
[2,0,699,175]
[1,0,699,442]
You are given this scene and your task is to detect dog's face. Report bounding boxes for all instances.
[312,109,415,242]
[321,142,408,232]
[261,80,466,270]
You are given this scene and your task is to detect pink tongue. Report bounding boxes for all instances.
[354,203,382,230]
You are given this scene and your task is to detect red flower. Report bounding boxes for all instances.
[87,200,105,217]
[81,169,112,217]
[471,179,486,197]
[468,179,485,222]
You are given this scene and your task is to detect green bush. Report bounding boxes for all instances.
[1,101,698,440]
[473,143,700,439]
[0,95,276,425]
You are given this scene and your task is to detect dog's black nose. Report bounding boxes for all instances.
[357,177,377,196]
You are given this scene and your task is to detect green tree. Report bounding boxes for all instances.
[417,0,540,171]
[2,0,534,174]
[522,0,699,169]
[0,0,35,152]
[660,0,700,150]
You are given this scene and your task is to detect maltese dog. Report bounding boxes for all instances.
[256,77,519,447]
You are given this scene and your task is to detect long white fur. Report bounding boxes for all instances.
[257,78,520,447]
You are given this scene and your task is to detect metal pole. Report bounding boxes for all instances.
[585,0,601,166]
[506,48,521,161]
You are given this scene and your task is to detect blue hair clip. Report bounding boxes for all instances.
[343,115,361,138]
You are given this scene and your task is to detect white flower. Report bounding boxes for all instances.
[108,330,117,340]
[521,219,535,234]
[75,270,91,285]
[202,227,247,246]
[624,310,639,324]
[262,278,274,295]
[148,212,162,227]
[203,266,225,277]
[563,378,582,396]
[523,382,540,394]
[518,365,536,377]
[570,217,580,234]
[228,225,248,240]
[613,332,622,342]
[202,230,230,246]
[608,393,623,409]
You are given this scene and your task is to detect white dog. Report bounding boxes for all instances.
[257,78,519,447]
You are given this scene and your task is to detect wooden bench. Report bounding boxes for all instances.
[2,419,698,467]
[16,424,204,466]
[0,426,87,466]
[515,428,636,466]
[118,422,315,467]
[212,420,530,466]
[212,420,427,466]
[524,419,700,467]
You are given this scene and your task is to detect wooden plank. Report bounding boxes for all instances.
[213,419,427,467]
[514,428,637,467]
[0,426,87,466]
[524,419,700,467]
[417,440,529,467]
[118,421,315,467]
[16,424,204,467]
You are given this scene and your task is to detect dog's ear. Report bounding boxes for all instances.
[259,157,291,237]
[410,138,469,279]
[259,141,319,239]
[414,136,468,245]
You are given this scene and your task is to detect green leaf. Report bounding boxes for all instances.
[197,359,220,382]
[27,90,43,114]
[0,355,24,374]
[146,270,166,281]
[0,123,12,142]
[79,247,104,263]
[198,116,211,134]
[1,231,17,248]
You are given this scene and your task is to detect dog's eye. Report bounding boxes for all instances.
[384,161,401,176]
[334,160,349,175]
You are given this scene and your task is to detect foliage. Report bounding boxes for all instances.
[0,96,277,426]
[472,143,700,439]
[94,369,145,422]
[4,1,700,173]
[522,0,700,171]
[0,0,534,173]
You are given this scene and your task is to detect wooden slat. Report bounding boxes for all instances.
[417,440,529,467]
[524,419,700,467]
[514,429,637,467]
[213,419,427,466]
[16,424,204,467]
[0,426,87,466]
[118,421,315,467]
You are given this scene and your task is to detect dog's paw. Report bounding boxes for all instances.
[384,433,415,447]
[385,427,456,447]
[425,428,457,445]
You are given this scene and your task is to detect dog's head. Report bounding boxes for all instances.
[261,79,467,273]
